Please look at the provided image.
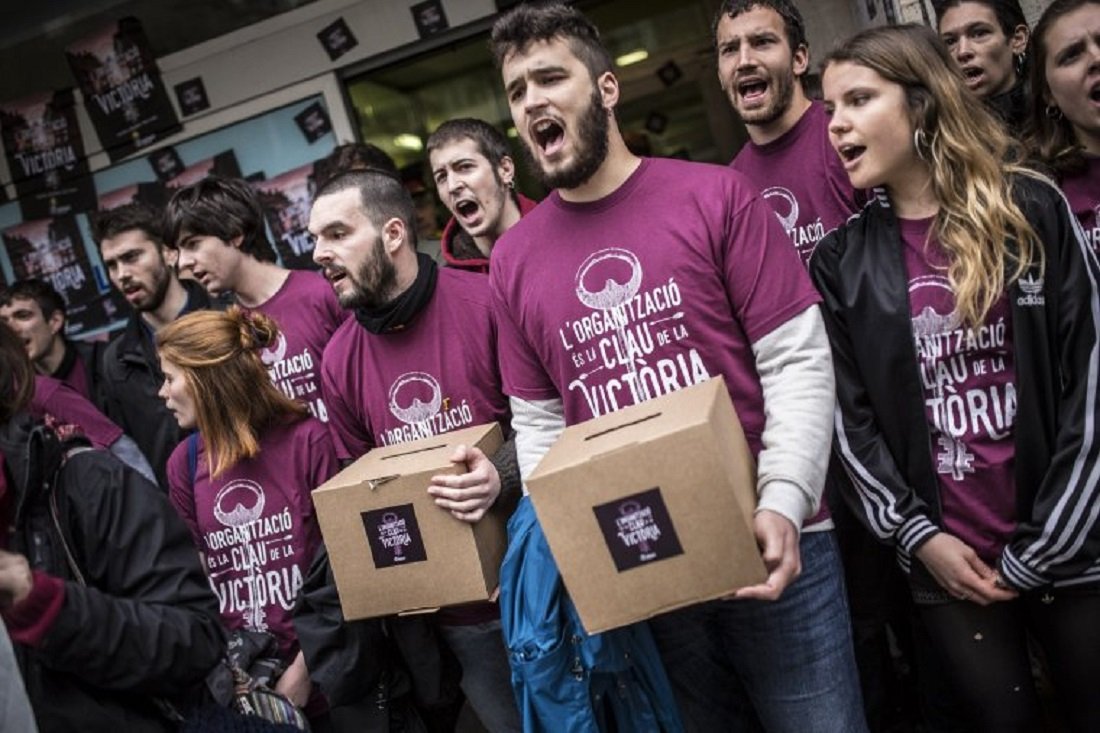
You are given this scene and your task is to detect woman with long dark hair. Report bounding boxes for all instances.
[1027,0,1100,253]
[814,23,1100,732]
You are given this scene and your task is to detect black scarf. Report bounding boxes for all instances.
[354,253,439,334]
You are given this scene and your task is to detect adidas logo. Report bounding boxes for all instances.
[1016,272,1045,307]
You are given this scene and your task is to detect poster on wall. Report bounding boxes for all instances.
[164,150,242,192]
[1,216,118,334]
[254,163,318,270]
[0,89,96,220]
[66,17,181,161]
[96,181,165,210]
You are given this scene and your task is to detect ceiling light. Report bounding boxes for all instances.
[615,49,649,67]
[393,134,423,151]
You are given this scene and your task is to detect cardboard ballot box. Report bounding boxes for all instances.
[313,423,506,620]
[527,377,767,634]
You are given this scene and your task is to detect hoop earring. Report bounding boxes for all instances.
[913,127,929,161]
[1013,52,1026,78]
[1045,105,1063,120]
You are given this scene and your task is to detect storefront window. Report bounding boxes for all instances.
[343,0,746,205]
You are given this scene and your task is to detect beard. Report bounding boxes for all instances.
[135,262,172,313]
[523,87,610,191]
[734,68,796,127]
[341,236,399,310]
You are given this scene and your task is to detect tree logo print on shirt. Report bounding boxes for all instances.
[260,332,289,366]
[388,371,443,425]
[760,185,825,263]
[575,248,646,382]
[381,371,475,445]
[558,246,708,417]
[761,186,799,233]
[575,247,644,311]
[910,275,961,342]
[214,479,266,527]
[214,478,269,631]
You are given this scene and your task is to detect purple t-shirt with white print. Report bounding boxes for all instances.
[321,267,509,626]
[321,267,510,460]
[731,102,864,267]
[491,157,824,522]
[901,216,1017,564]
[166,416,338,659]
[244,270,348,423]
[1061,156,1100,256]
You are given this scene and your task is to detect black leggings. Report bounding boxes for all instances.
[919,589,1100,733]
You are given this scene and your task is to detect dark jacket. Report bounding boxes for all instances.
[56,338,108,411]
[293,546,458,733]
[101,280,215,489]
[3,415,224,732]
[810,174,1100,592]
[987,80,1028,137]
[439,194,538,273]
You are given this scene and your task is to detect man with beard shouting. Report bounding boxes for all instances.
[302,169,522,732]
[486,3,866,731]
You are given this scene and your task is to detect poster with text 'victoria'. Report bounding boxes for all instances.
[66,17,181,161]
[0,89,96,220]
[1,216,120,334]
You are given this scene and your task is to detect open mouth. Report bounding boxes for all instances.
[1089,82,1100,103]
[961,66,984,86]
[532,118,565,156]
[838,143,866,165]
[323,266,348,287]
[737,78,768,103]
[455,199,480,221]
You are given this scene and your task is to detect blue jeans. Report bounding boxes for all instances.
[439,619,523,732]
[648,531,867,733]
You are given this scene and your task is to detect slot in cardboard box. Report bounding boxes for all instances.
[527,377,767,634]
[313,422,506,620]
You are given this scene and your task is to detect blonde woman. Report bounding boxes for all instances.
[157,307,339,725]
[813,24,1100,732]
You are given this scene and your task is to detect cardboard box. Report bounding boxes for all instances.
[313,423,506,620]
[527,377,767,634]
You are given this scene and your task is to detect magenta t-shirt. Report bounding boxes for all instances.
[31,375,122,449]
[1061,156,1100,255]
[900,217,1017,563]
[244,270,349,424]
[166,416,337,659]
[321,267,510,460]
[491,157,820,463]
[731,102,864,267]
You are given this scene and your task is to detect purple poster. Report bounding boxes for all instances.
[66,17,181,161]
[1,216,119,334]
[253,163,318,270]
[0,89,96,220]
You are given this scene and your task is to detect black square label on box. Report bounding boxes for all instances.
[317,17,358,61]
[362,503,428,568]
[411,0,449,39]
[174,77,210,116]
[592,487,684,572]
